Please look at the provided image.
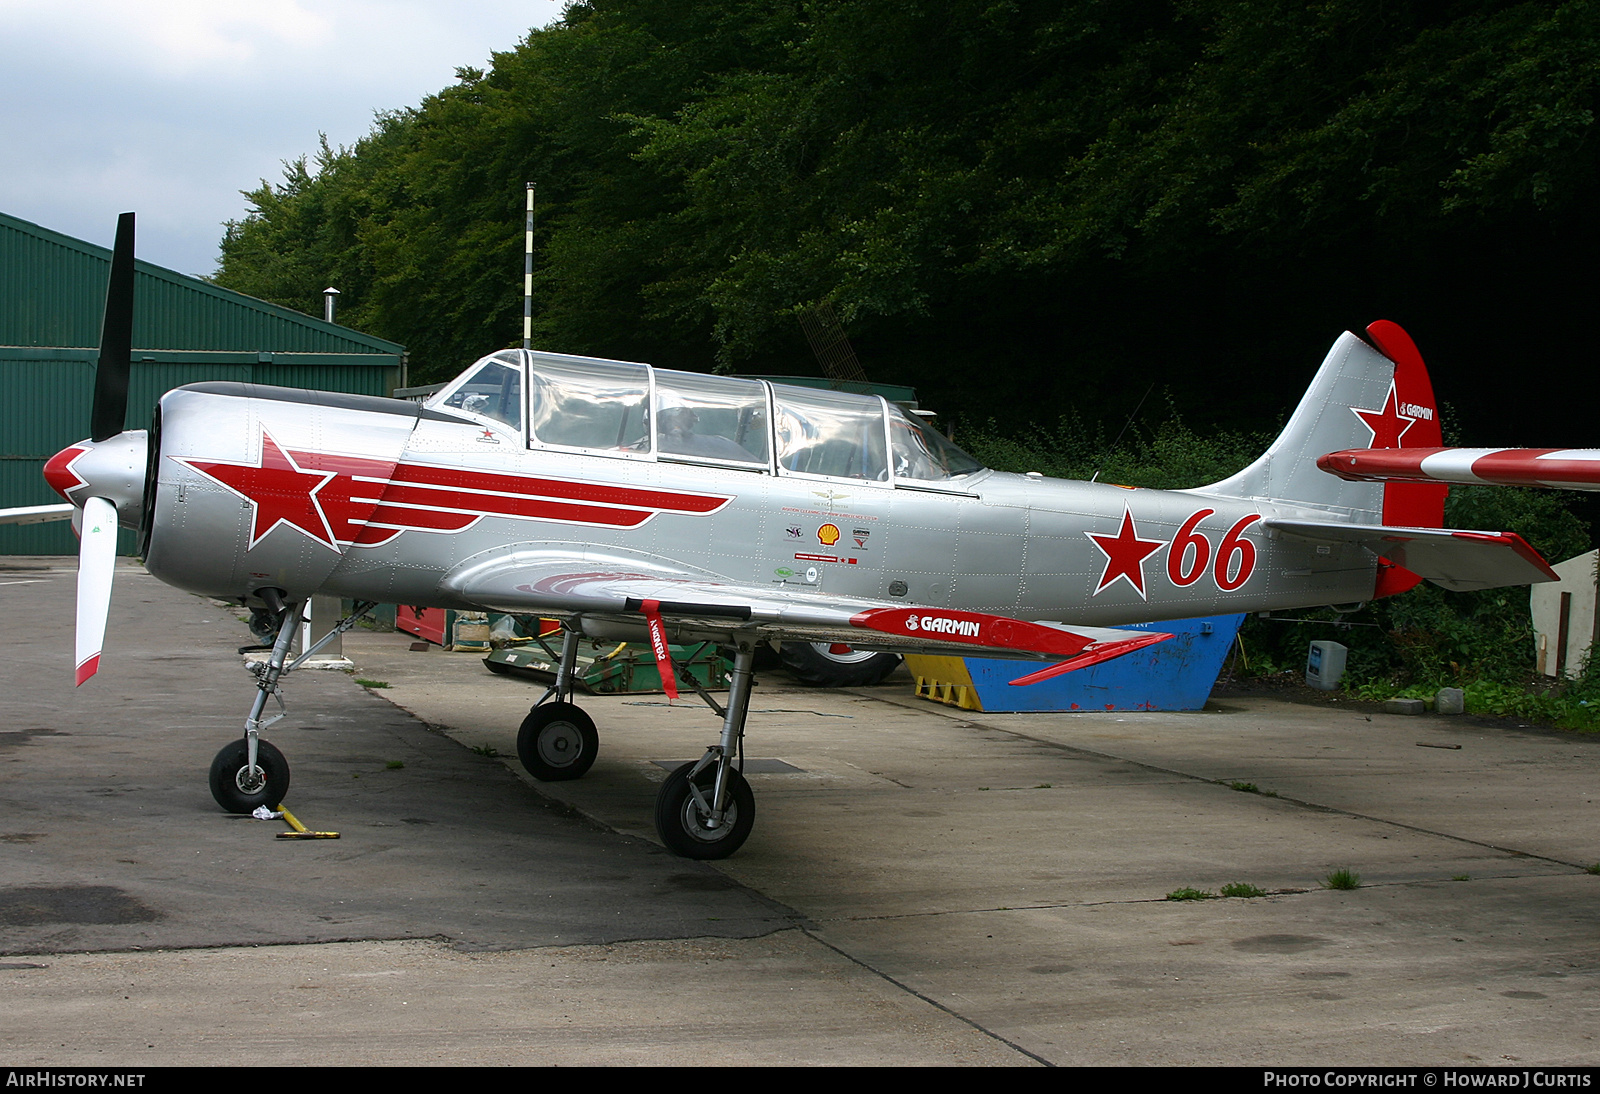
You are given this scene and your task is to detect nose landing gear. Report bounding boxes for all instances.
[207,594,375,814]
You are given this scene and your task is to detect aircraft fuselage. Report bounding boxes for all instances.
[141,382,1378,631]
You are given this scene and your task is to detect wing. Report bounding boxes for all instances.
[442,548,1168,669]
[0,503,74,527]
[1266,518,1558,592]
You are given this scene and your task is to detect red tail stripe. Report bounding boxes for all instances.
[1468,451,1599,487]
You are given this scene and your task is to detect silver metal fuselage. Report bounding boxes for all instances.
[141,381,1379,634]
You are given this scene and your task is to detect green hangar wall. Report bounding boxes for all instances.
[0,211,407,554]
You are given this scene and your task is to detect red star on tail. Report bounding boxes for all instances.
[1350,381,1416,449]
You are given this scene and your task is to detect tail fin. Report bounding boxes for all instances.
[1200,321,1446,528]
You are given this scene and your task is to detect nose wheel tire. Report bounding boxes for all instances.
[517,702,599,781]
[655,761,754,860]
[208,739,290,814]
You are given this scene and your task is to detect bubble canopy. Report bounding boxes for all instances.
[428,350,985,484]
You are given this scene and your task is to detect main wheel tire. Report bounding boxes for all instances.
[654,761,755,860]
[208,739,291,814]
[779,642,901,687]
[517,702,598,781]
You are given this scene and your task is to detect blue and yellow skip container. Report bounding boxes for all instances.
[904,614,1245,713]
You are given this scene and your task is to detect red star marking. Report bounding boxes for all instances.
[1086,508,1166,599]
[1350,381,1416,449]
[178,432,339,550]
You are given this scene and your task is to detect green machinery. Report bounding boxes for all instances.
[484,636,731,695]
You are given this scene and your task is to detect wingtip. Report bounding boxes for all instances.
[75,654,100,686]
[1007,631,1171,686]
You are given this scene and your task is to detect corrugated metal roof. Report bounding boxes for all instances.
[0,210,404,355]
[0,210,408,554]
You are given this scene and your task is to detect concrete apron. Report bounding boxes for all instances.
[4,560,1599,1065]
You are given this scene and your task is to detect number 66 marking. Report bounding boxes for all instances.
[1167,510,1262,591]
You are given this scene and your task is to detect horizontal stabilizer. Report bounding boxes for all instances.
[1320,447,1600,493]
[1266,518,1557,592]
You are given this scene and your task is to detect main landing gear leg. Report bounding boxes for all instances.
[654,642,756,860]
[208,593,376,814]
[517,622,598,781]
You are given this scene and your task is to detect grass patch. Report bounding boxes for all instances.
[1166,887,1217,901]
[355,678,390,689]
[1219,882,1266,898]
[470,744,500,758]
[385,760,404,770]
[1585,863,1600,875]
[1451,874,1471,882]
[1322,868,1362,891]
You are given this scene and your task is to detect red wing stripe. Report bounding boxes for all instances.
[1451,530,1560,580]
[850,608,1099,657]
[354,482,654,527]
[1007,633,1171,685]
[387,462,728,514]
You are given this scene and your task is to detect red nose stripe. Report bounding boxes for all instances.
[44,445,89,500]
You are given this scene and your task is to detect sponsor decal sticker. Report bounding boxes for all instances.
[905,614,982,638]
[818,523,841,546]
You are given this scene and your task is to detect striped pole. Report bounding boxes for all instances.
[523,183,536,350]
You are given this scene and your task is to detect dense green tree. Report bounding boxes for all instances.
[216,0,1600,445]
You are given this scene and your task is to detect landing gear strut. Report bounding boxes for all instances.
[653,642,757,860]
[208,593,375,814]
[514,626,761,860]
[518,624,600,781]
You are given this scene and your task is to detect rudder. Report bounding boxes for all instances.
[1199,321,1446,529]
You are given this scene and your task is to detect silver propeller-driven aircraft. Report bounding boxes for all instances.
[0,215,1561,858]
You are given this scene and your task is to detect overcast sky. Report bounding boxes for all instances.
[1,0,567,277]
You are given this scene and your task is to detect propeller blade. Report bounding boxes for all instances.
[90,212,135,443]
[74,496,118,685]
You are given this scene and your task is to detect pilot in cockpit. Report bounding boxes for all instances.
[656,391,760,462]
